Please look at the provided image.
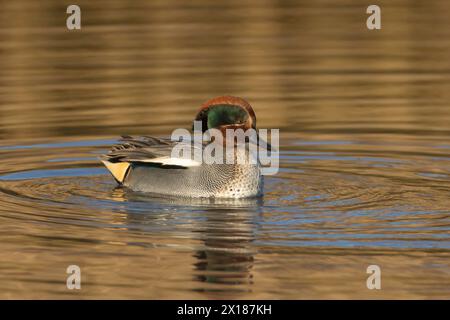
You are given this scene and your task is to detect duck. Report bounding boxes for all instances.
[101,96,269,198]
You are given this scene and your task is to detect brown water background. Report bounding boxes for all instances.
[0,0,449,299]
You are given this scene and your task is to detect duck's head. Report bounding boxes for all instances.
[194,96,257,133]
[193,96,271,150]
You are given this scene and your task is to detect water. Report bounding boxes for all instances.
[0,0,450,299]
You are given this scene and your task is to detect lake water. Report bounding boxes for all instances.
[0,0,449,299]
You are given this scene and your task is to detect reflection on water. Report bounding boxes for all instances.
[0,0,450,299]
[113,189,260,294]
[192,210,257,292]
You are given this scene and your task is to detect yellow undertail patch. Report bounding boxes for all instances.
[101,160,130,183]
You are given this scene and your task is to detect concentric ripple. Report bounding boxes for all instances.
[1,135,449,249]
[0,134,449,298]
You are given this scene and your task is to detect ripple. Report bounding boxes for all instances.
[0,136,449,251]
[0,167,106,181]
[0,135,449,299]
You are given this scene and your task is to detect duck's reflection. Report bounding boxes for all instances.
[193,207,260,290]
[112,187,262,293]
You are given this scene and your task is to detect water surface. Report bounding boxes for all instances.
[0,0,449,299]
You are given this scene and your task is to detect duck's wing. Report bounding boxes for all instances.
[101,135,201,183]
